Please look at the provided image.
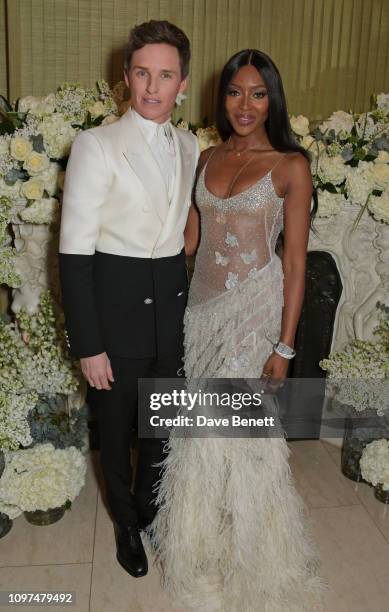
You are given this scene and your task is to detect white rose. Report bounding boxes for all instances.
[318,154,349,185]
[18,94,56,116]
[374,151,389,164]
[10,136,33,161]
[21,178,45,200]
[317,191,345,218]
[88,101,105,119]
[368,191,389,224]
[18,96,42,113]
[196,127,221,152]
[369,163,389,190]
[23,151,50,176]
[101,114,120,126]
[19,197,60,224]
[319,110,354,138]
[290,114,310,137]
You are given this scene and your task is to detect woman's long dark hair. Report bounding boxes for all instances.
[216,49,310,162]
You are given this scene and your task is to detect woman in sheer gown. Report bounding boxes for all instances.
[149,50,325,612]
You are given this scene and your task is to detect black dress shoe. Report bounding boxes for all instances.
[113,523,148,577]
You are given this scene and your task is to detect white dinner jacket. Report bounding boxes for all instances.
[59,108,199,259]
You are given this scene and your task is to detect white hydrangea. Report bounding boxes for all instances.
[368,190,389,224]
[318,154,349,185]
[355,113,386,140]
[38,162,61,196]
[19,197,60,224]
[369,163,389,191]
[39,114,78,159]
[0,443,87,514]
[0,178,22,199]
[360,439,389,490]
[317,191,346,218]
[345,162,375,205]
[319,110,354,138]
[0,390,36,451]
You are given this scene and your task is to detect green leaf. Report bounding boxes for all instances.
[0,120,15,135]
[0,95,13,113]
[323,182,338,194]
[31,134,44,153]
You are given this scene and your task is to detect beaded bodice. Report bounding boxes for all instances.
[189,158,285,308]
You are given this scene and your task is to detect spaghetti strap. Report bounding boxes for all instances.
[269,152,287,174]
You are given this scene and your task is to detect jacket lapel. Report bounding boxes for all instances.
[121,109,169,224]
[163,126,193,228]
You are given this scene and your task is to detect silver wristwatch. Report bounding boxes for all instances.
[273,341,296,360]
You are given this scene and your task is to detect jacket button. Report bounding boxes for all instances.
[177,291,184,297]
[144,298,153,304]
[142,205,150,213]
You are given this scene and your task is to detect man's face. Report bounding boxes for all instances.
[124,43,187,123]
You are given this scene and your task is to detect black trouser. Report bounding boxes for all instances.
[91,354,182,527]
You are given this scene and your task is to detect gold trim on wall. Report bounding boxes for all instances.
[3,0,389,122]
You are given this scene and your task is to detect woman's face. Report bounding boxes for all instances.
[225,64,269,137]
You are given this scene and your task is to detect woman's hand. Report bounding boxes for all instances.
[260,352,290,391]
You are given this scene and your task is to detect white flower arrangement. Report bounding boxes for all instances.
[0,443,87,518]
[320,305,389,414]
[0,292,79,397]
[0,81,118,227]
[289,93,389,223]
[0,196,21,287]
[0,390,36,451]
[360,439,389,490]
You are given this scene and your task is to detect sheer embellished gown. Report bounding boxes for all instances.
[148,153,325,611]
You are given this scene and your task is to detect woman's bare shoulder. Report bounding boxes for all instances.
[282,151,311,174]
[196,146,219,176]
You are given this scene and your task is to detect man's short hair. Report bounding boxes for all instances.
[124,20,191,79]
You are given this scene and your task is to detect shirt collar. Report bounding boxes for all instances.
[132,108,172,145]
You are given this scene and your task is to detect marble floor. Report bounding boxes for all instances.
[1,441,389,612]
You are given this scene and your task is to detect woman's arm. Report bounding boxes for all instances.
[184,147,216,256]
[262,153,312,380]
[184,204,200,256]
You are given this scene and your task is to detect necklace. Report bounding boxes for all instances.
[227,136,271,156]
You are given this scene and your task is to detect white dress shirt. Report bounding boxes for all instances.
[133,109,176,203]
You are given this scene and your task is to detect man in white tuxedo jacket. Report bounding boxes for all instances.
[59,21,199,578]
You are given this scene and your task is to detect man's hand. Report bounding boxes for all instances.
[80,352,114,390]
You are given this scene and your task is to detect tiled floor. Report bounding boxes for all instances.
[1,442,389,612]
